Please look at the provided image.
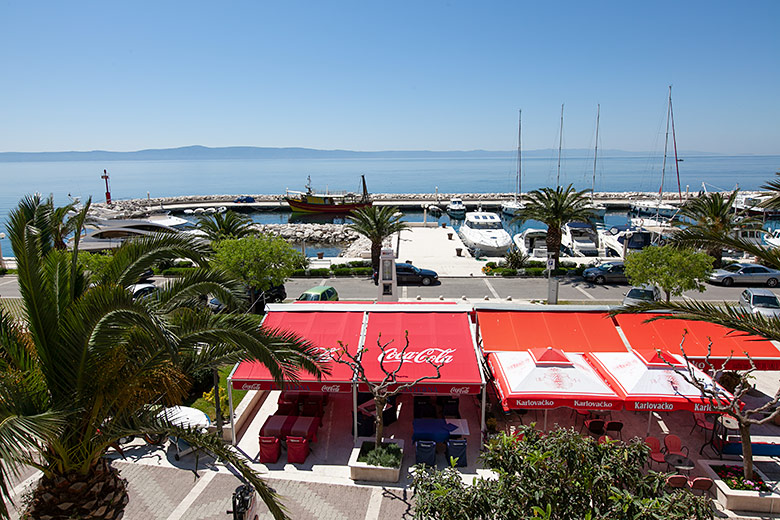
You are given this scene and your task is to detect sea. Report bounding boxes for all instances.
[1,154,778,258]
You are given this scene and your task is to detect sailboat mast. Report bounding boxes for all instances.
[657,86,672,221]
[557,103,564,186]
[516,109,522,202]
[592,104,600,203]
[670,95,682,201]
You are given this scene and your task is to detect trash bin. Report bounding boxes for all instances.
[447,233,453,240]
[455,248,462,257]
[316,252,324,259]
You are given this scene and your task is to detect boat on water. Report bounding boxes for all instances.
[70,218,184,252]
[284,175,371,214]
[630,200,678,218]
[447,198,466,217]
[734,194,780,219]
[561,222,600,257]
[598,225,654,258]
[501,110,524,217]
[458,211,512,256]
[514,228,548,258]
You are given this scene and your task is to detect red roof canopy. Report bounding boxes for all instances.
[615,314,780,370]
[477,311,628,353]
[230,311,364,393]
[359,312,482,395]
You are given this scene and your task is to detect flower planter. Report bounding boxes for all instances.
[699,459,780,513]
[348,437,404,483]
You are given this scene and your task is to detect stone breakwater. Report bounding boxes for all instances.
[253,223,359,244]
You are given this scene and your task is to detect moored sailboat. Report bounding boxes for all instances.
[501,110,524,216]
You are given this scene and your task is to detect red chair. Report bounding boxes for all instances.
[665,474,689,489]
[605,421,624,440]
[688,477,714,496]
[582,419,606,436]
[287,436,310,463]
[663,434,690,457]
[645,437,666,468]
[690,412,714,435]
[259,436,281,463]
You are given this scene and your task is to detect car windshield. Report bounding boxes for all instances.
[627,289,655,301]
[297,293,320,301]
[723,264,742,273]
[753,295,780,308]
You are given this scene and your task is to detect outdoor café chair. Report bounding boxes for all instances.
[258,436,281,464]
[665,474,689,490]
[582,419,606,437]
[663,434,690,457]
[645,437,666,468]
[688,477,714,496]
[690,412,714,435]
[286,436,310,463]
[446,439,468,467]
[442,399,460,419]
[415,440,437,467]
[605,421,624,440]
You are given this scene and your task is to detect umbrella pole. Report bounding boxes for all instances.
[228,383,235,445]
[647,411,652,436]
[544,410,548,431]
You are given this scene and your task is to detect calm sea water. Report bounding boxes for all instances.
[1,154,778,257]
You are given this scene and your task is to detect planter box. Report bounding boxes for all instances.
[699,459,780,514]
[348,437,404,483]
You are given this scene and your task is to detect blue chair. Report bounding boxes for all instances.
[447,439,467,467]
[415,440,437,467]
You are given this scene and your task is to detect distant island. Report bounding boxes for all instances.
[0,145,727,162]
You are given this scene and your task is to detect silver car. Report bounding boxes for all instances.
[622,285,662,307]
[708,263,780,287]
[738,288,780,317]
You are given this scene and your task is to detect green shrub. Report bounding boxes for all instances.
[161,267,197,276]
[357,441,403,468]
[559,260,577,268]
[504,249,529,269]
[330,263,350,270]
[0,267,6,276]
[526,260,545,268]
[174,260,194,268]
[525,267,545,276]
[309,268,331,277]
[499,268,517,276]
[348,260,371,268]
[485,261,498,269]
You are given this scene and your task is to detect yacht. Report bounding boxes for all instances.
[560,222,600,257]
[598,225,654,258]
[70,219,181,252]
[500,200,523,217]
[447,198,466,218]
[458,211,512,256]
[513,228,548,258]
[629,200,678,218]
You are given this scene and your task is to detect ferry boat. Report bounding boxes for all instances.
[284,175,371,214]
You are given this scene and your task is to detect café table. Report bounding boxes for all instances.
[665,453,695,474]
[260,414,320,443]
[412,418,470,443]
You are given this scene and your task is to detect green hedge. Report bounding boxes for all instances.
[524,267,545,276]
[161,267,197,276]
[332,267,373,276]
[525,260,545,268]
[291,268,332,277]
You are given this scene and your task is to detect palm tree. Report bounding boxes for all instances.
[347,206,408,273]
[0,195,322,520]
[511,184,596,268]
[758,171,780,209]
[196,210,256,241]
[672,190,759,268]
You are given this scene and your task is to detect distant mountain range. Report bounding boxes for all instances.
[0,145,728,162]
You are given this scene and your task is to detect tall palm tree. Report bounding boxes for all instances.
[347,205,408,272]
[758,171,780,209]
[196,210,256,241]
[672,190,759,268]
[0,195,322,520]
[511,184,596,268]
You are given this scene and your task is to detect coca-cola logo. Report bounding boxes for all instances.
[310,346,341,362]
[320,385,342,393]
[240,383,263,391]
[379,348,456,365]
[449,386,471,395]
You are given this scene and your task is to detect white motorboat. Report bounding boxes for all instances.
[458,211,512,256]
[765,229,780,249]
[598,225,654,259]
[514,228,548,258]
[501,200,523,217]
[629,200,678,218]
[561,222,600,257]
[447,198,466,217]
[70,219,181,252]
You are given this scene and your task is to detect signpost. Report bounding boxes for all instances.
[378,248,398,302]
[547,254,558,304]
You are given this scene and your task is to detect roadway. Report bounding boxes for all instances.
[0,274,757,304]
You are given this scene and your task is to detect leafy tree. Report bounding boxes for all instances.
[212,234,306,312]
[347,205,408,273]
[623,245,714,302]
[196,210,256,241]
[511,184,596,268]
[0,194,322,520]
[77,250,114,279]
[672,190,759,268]
[412,428,712,520]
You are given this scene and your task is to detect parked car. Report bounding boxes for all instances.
[395,263,439,286]
[297,285,339,301]
[128,283,158,301]
[233,196,255,203]
[708,263,780,287]
[622,284,662,306]
[207,296,224,313]
[738,288,780,317]
[582,262,628,285]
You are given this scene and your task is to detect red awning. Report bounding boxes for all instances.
[359,312,482,395]
[230,311,364,392]
[477,311,628,353]
[615,313,780,370]
[488,350,623,411]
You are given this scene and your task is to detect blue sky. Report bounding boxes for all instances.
[1,1,778,154]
